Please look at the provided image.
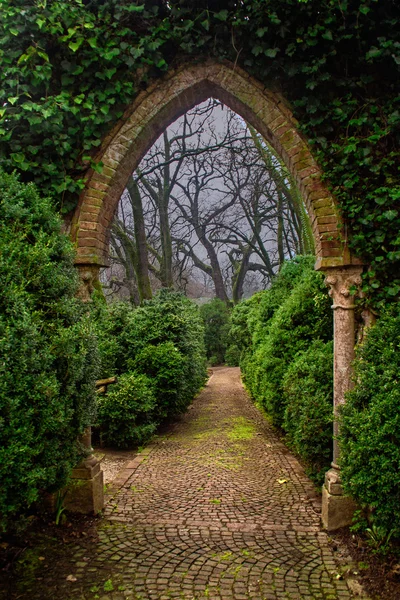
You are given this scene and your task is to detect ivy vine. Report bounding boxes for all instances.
[0,0,399,306]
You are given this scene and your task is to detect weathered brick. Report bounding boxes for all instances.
[319,223,339,234]
[315,206,337,217]
[313,197,335,209]
[73,60,347,270]
[78,221,98,231]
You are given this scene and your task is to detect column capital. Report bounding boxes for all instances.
[324,266,363,310]
[76,264,101,302]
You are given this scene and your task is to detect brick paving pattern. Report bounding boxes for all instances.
[9,367,354,599]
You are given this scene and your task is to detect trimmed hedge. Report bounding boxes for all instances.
[283,340,333,483]
[94,289,207,448]
[339,307,400,535]
[0,171,98,531]
[121,289,207,408]
[231,256,334,482]
[243,264,332,427]
[129,342,189,418]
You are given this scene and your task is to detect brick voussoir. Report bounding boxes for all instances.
[74,60,344,268]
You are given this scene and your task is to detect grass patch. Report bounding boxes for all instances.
[226,417,256,441]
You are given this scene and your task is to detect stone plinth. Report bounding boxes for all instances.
[322,469,357,530]
[64,455,104,515]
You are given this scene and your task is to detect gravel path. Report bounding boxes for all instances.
[8,367,355,599]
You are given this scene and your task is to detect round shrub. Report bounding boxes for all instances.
[120,289,207,400]
[283,340,333,483]
[97,373,157,449]
[0,171,98,531]
[339,307,400,534]
[129,342,189,417]
[200,298,231,365]
[92,298,133,377]
[225,344,241,367]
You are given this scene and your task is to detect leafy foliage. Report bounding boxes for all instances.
[247,266,332,426]
[0,170,98,531]
[0,1,398,304]
[93,289,207,447]
[119,289,207,399]
[339,307,400,534]
[129,342,189,417]
[200,298,231,365]
[283,340,333,483]
[230,257,333,480]
[249,255,315,347]
[97,373,157,449]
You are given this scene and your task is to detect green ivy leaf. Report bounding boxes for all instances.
[264,48,279,58]
[382,210,398,221]
[214,10,228,21]
[366,47,382,60]
[69,38,84,53]
[125,4,145,12]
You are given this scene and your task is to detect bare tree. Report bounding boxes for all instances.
[107,100,313,303]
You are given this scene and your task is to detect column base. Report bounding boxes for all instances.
[64,455,104,514]
[321,468,357,531]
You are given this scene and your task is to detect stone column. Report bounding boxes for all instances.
[321,266,363,530]
[64,266,104,515]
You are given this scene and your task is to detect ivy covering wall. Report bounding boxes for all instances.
[0,0,399,305]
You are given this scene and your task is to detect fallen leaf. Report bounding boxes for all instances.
[277,478,287,484]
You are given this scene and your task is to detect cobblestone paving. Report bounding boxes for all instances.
[10,367,354,600]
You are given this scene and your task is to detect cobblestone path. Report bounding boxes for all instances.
[12,367,354,600]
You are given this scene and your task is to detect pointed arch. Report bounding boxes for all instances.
[71,60,356,270]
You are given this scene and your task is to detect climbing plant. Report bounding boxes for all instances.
[0,0,399,305]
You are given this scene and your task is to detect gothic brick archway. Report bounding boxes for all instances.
[71,60,358,271]
[71,60,364,530]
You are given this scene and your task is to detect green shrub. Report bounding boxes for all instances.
[245,266,332,426]
[229,294,261,355]
[250,256,315,347]
[129,342,189,417]
[120,289,207,405]
[200,298,231,365]
[0,171,98,532]
[225,344,241,367]
[339,307,400,534]
[229,257,316,375]
[93,289,207,429]
[92,298,133,377]
[97,373,157,449]
[283,340,333,483]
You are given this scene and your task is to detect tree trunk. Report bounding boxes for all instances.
[126,178,152,301]
[232,245,252,304]
[159,132,174,288]
[197,227,230,303]
[277,192,285,268]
